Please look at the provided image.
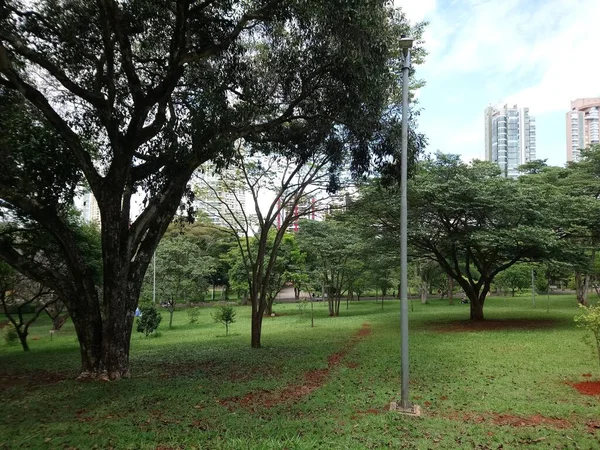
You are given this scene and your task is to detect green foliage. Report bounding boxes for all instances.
[143,233,217,306]
[494,264,531,297]
[351,155,561,319]
[211,305,236,336]
[2,322,18,345]
[187,307,200,324]
[136,306,162,337]
[574,304,600,369]
[297,217,366,316]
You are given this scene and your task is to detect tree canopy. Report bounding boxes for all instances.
[0,0,423,378]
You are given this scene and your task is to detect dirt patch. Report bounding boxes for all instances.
[218,323,372,410]
[570,381,600,396]
[0,369,71,391]
[431,409,571,429]
[492,413,570,429]
[351,407,386,419]
[429,318,558,333]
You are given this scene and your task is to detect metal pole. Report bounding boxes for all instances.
[153,252,156,305]
[531,268,536,308]
[400,44,412,411]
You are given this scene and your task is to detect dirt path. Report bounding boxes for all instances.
[218,323,372,410]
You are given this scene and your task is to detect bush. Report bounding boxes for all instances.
[212,305,236,336]
[574,304,600,369]
[136,305,162,337]
[187,306,200,324]
[2,322,19,345]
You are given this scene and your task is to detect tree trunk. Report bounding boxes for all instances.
[470,297,485,320]
[265,295,274,316]
[420,288,428,304]
[17,330,29,352]
[294,286,300,300]
[448,276,454,305]
[467,284,490,321]
[251,307,263,348]
[575,272,589,305]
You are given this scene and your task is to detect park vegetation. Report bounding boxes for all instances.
[0,0,424,378]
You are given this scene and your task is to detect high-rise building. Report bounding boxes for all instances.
[81,192,101,226]
[484,104,536,178]
[194,164,246,229]
[566,98,600,162]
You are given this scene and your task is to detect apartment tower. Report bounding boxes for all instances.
[484,104,536,178]
[566,98,600,162]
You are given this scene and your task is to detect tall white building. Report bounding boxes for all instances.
[566,98,600,162]
[81,192,101,226]
[194,164,246,229]
[484,104,536,178]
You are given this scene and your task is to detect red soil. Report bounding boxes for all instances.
[218,323,372,410]
[430,318,558,333]
[492,413,570,429]
[438,409,571,429]
[571,381,600,396]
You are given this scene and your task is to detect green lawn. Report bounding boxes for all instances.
[1,295,599,449]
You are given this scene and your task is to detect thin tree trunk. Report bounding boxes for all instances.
[251,307,263,348]
[17,330,29,352]
[448,276,454,305]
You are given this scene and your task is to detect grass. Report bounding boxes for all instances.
[1,295,599,449]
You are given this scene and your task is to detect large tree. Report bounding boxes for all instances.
[198,148,343,346]
[296,217,366,317]
[0,0,421,378]
[352,155,560,320]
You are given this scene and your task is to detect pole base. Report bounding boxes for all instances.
[389,401,421,416]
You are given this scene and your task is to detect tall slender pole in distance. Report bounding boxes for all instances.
[396,36,417,414]
[153,252,156,305]
[531,268,536,308]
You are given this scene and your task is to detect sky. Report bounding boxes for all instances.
[398,0,600,166]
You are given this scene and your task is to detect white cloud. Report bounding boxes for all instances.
[395,0,436,23]
[425,0,600,113]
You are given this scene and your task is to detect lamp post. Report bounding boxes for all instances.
[391,36,419,415]
[153,252,156,305]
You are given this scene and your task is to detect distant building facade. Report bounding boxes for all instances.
[81,192,101,226]
[566,98,600,162]
[484,104,536,178]
[194,165,246,229]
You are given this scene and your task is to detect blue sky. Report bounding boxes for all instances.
[398,0,600,166]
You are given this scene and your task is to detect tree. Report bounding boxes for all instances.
[1,1,420,377]
[0,261,56,351]
[410,259,443,304]
[575,304,600,370]
[297,218,365,316]
[552,146,600,305]
[409,155,562,319]
[200,148,343,346]
[212,304,236,337]
[136,305,162,337]
[352,155,560,320]
[144,233,216,328]
[493,264,531,297]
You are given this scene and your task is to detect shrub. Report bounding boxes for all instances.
[136,305,162,337]
[2,322,19,345]
[187,306,200,324]
[574,304,600,369]
[212,305,236,336]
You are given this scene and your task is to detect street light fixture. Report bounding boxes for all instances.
[390,35,420,416]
